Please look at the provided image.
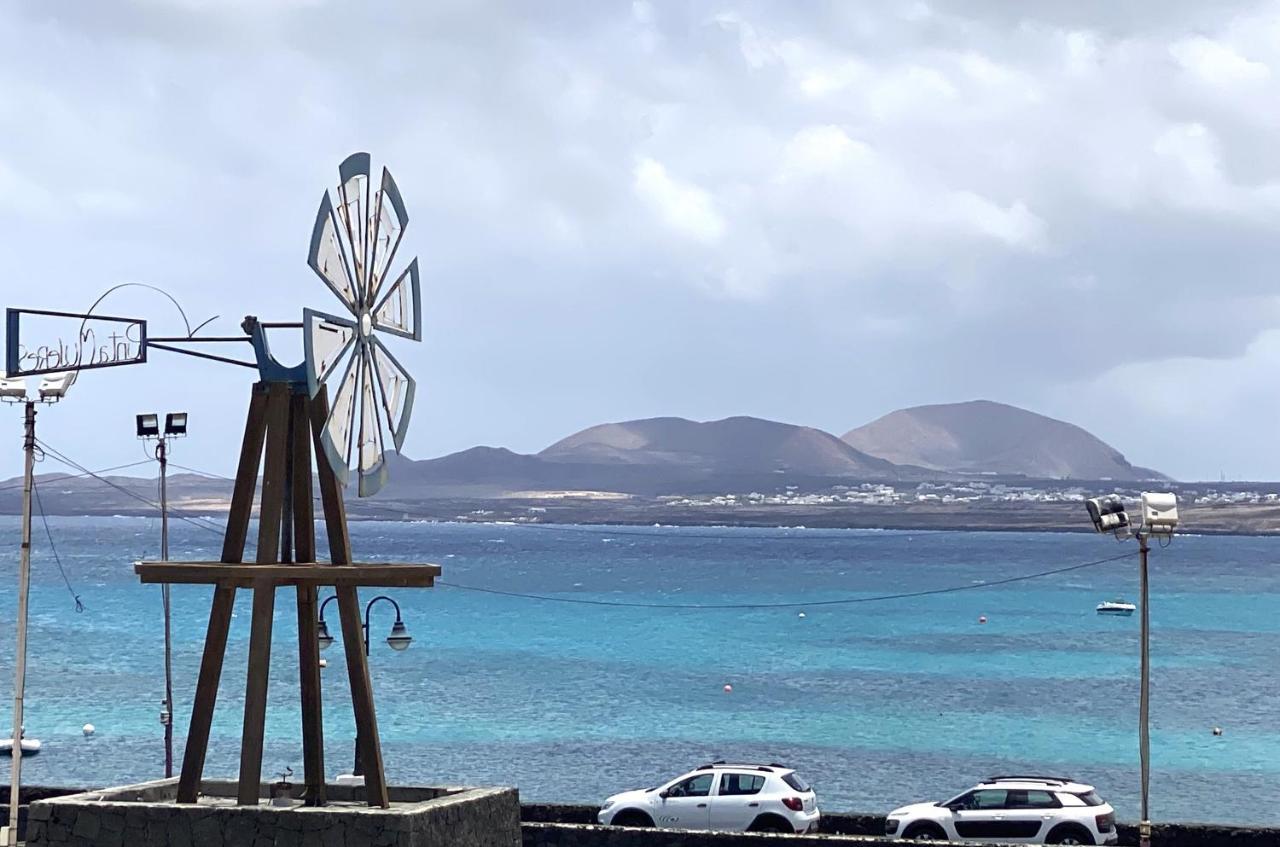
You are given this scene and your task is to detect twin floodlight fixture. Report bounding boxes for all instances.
[136,412,188,439]
[1085,491,1179,538]
[0,373,76,403]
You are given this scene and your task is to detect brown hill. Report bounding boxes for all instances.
[540,415,900,478]
[841,400,1166,480]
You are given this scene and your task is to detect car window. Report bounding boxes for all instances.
[1072,791,1105,807]
[668,774,714,797]
[719,774,765,796]
[954,789,1007,810]
[782,773,810,792]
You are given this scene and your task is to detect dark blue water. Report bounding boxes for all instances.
[0,518,1276,824]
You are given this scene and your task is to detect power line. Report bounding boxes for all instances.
[434,550,1136,610]
[29,476,85,612]
[0,459,154,494]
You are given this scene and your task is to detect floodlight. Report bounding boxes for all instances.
[37,372,75,401]
[164,412,188,436]
[385,619,412,652]
[136,413,160,438]
[1140,492,1178,533]
[1085,495,1129,533]
[0,378,27,401]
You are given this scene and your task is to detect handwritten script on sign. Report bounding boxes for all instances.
[5,308,148,378]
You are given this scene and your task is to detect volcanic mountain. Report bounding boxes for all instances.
[539,415,900,478]
[841,400,1166,480]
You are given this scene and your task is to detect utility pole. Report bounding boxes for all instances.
[158,435,174,779]
[6,401,36,847]
[1138,532,1151,847]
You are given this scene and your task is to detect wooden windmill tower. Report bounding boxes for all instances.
[135,153,432,809]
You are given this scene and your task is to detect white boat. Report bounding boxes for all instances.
[0,737,41,756]
[1096,598,1136,616]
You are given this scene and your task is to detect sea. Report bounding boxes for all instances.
[0,517,1276,825]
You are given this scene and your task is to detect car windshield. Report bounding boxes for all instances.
[1073,791,1105,806]
[782,773,811,792]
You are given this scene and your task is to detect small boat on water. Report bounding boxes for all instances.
[1097,598,1136,616]
[0,737,41,756]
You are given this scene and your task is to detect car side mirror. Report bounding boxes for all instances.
[659,790,670,800]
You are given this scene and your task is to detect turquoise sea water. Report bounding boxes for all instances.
[0,517,1277,823]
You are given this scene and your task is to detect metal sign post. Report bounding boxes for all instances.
[5,400,36,847]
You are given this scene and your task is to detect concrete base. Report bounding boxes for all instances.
[25,778,520,847]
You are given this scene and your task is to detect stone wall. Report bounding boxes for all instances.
[25,779,520,847]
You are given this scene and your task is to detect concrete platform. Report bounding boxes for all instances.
[24,778,520,847]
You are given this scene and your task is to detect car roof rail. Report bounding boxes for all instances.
[695,760,728,770]
[768,762,788,769]
[986,774,1074,784]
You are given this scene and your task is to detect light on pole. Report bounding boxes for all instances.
[316,594,412,777]
[1,372,73,847]
[1084,491,1178,847]
[137,410,188,780]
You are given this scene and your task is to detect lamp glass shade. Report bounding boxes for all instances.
[316,618,335,650]
[164,412,188,435]
[386,620,412,651]
[136,414,160,438]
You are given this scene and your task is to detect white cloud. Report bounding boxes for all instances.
[1171,36,1270,84]
[632,157,727,244]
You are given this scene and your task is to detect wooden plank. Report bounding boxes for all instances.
[292,393,325,806]
[238,581,276,805]
[309,385,352,566]
[336,585,389,808]
[176,584,237,803]
[222,385,270,564]
[136,562,439,587]
[256,383,291,565]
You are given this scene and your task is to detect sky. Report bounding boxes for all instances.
[2,0,1280,481]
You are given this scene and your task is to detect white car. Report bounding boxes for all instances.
[886,776,1118,845]
[598,761,820,833]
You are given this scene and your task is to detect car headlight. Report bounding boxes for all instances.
[601,799,615,811]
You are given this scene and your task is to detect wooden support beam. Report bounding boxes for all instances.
[309,386,352,566]
[221,385,269,564]
[292,392,325,806]
[176,584,237,803]
[238,581,276,805]
[135,562,439,587]
[336,585,389,807]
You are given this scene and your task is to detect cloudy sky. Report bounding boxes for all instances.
[2,0,1279,481]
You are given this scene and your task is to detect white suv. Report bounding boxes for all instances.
[598,761,820,833]
[886,776,1118,845]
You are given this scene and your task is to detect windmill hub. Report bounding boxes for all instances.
[359,311,372,337]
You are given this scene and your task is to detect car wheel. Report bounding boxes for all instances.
[748,814,793,833]
[1046,825,1094,845]
[610,810,655,828]
[902,822,948,841]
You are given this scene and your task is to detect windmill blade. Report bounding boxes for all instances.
[367,167,409,307]
[355,347,388,497]
[320,351,361,487]
[336,152,372,306]
[307,192,359,312]
[303,308,357,398]
[369,335,416,453]
[371,258,422,341]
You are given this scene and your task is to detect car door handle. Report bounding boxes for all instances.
[748,802,759,807]
[697,803,707,808]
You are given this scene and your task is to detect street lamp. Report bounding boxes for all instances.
[316,594,412,777]
[1084,491,1178,847]
[2,373,73,847]
[137,410,188,780]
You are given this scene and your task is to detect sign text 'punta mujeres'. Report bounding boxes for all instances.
[5,308,148,378]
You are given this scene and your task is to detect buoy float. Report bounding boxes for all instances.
[1212,726,1223,736]
[723,684,733,693]
[319,658,328,669]
[978,615,988,624]
[82,724,95,737]
[798,612,806,618]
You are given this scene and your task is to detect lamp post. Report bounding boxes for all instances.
[1,372,73,847]
[1084,492,1177,847]
[316,594,412,777]
[137,411,187,779]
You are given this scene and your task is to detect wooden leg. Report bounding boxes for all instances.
[309,386,353,566]
[336,585,388,807]
[291,394,325,805]
[176,584,237,803]
[238,581,276,805]
[221,385,270,564]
